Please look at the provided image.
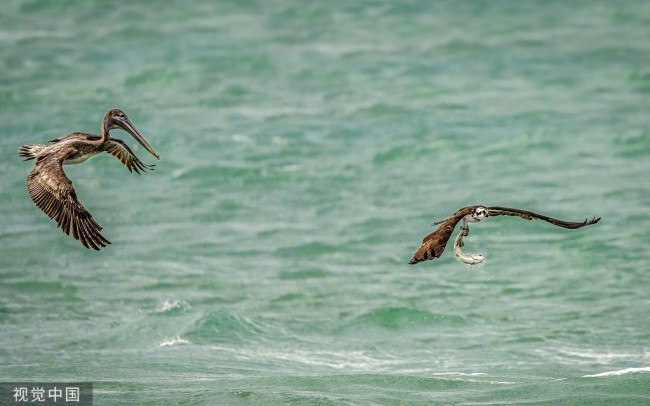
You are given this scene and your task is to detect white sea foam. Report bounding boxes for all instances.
[206,345,507,381]
[156,299,190,313]
[537,347,644,366]
[583,367,650,378]
[160,335,191,347]
[208,344,403,372]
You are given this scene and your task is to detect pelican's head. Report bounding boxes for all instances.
[105,109,160,160]
[468,206,488,223]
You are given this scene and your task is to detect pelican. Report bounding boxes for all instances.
[409,205,600,265]
[19,109,160,250]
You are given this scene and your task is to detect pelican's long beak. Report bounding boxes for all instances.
[116,117,160,160]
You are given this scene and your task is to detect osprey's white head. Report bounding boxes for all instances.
[467,206,488,223]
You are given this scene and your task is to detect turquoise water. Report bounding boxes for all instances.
[1,0,650,404]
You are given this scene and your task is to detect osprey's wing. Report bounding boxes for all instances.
[409,206,474,265]
[103,138,154,174]
[26,150,111,250]
[487,206,601,229]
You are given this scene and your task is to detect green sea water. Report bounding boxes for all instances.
[1,1,649,404]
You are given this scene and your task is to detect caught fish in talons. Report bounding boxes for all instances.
[453,218,485,266]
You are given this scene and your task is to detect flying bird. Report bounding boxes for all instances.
[19,109,160,250]
[409,206,600,265]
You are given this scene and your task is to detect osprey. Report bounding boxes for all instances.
[409,206,601,265]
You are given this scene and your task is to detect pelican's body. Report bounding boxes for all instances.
[19,109,160,250]
[52,134,105,165]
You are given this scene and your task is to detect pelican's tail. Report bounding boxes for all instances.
[19,144,48,161]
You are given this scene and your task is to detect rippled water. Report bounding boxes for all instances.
[1,1,649,404]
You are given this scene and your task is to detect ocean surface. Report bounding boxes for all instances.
[1,1,649,404]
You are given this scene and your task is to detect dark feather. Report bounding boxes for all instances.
[102,138,155,174]
[26,149,110,250]
[486,206,601,229]
[409,206,476,265]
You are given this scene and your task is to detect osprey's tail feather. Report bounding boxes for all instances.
[409,243,440,265]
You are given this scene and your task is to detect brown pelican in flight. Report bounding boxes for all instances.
[409,206,600,265]
[19,109,160,250]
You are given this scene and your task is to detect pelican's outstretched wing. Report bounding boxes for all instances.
[487,206,601,229]
[103,138,155,174]
[26,150,110,250]
[409,206,475,265]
